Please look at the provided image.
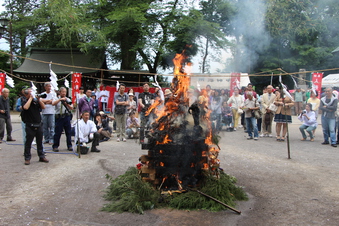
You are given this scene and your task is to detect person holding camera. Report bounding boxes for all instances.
[114,83,129,142]
[0,88,15,143]
[126,111,140,139]
[40,82,56,145]
[52,87,74,152]
[95,112,115,141]
[21,87,49,165]
[298,103,317,141]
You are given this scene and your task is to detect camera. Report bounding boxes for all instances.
[302,110,307,114]
[36,93,47,98]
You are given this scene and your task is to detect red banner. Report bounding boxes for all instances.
[0,73,6,95]
[229,72,241,97]
[312,72,323,98]
[72,73,82,104]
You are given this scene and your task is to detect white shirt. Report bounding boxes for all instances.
[41,92,57,114]
[75,119,97,143]
[99,90,110,103]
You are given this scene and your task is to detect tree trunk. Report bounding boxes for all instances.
[202,38,209,73]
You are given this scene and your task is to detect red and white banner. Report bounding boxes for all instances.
[0,73,6,95]
[72,72,82,104]
[229,72,241,97]
[312,72,323,98]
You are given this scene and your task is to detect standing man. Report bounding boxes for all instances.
[243,91,260,140]
[41,82,56,145]
[293,87,305,116]
[52,87,73,152]
[99,85,109,111]
[21,87,49,165]
[260,85,276,137]
[75,111,101,152]
[0,88,15,142]
[114,83,129,142]
[138,83,154,143]
[78,89,94,118]
[319,87,338,147]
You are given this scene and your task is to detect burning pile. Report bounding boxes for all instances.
[102,50,247,214]
[138,50,221,191]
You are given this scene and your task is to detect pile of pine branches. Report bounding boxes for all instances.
[102,167,247,214]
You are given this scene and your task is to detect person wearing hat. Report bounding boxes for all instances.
[127,92,137,116]
[164,89,172,103]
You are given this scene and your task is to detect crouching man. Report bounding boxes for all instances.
[75,111,101,153]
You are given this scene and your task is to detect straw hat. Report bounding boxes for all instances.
[164,89,172,96]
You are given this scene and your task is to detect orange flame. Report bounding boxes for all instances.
[160,162,165,167]
[156,134,172,145]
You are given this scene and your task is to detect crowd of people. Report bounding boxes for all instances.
[1,80,339,165]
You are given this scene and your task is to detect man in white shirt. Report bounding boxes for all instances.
[41,82,56,145]
[75,111,101,152]
[99,85,110,111]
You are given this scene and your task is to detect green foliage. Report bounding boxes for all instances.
[102,167,159,214]
[103,167,247,214]
[166,171,247,211]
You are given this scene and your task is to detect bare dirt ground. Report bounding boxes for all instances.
[0,112,339,225]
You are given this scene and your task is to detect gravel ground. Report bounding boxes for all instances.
[0,112,338,225]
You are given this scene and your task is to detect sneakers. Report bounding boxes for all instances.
[321,141,329,145]
[53,148,59,152]
[122,138,127,142]
[268,134,273,138]
[117,138,120,142]
[254,137,258,141]
[247,136,253,140]
[259,133,264,137]
[233,128,237,131]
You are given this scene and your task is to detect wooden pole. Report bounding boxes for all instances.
[192,189,241,214]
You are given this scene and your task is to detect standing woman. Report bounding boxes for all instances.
[274,90,294,141]
[227,87,244,131]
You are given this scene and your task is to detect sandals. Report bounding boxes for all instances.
[276,136,285,142]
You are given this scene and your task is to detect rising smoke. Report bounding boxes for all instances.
[226,0,271,73]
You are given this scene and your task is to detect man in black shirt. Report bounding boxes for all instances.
[138,83,154,142]
[21,87,49,165]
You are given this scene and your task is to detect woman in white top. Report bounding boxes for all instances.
[227,87,244,130]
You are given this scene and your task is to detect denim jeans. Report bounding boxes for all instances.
[42,114,55,143]
[321,116,336,144]
[245,117,258,138]
[299,124,316,139]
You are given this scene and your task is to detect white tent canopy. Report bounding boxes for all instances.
[322,74,339,87]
